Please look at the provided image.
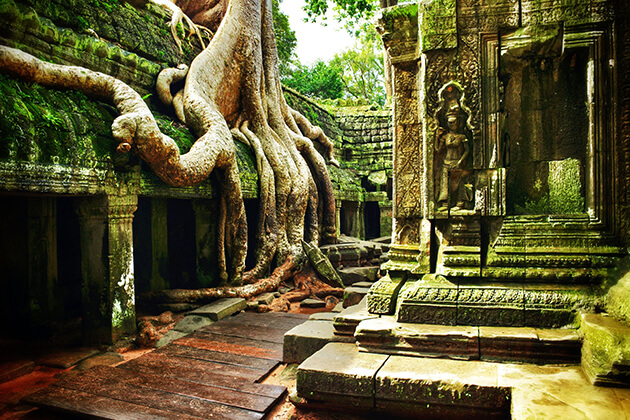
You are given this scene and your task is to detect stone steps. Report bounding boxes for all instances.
[296,342,630,419]
[355,316,582,364]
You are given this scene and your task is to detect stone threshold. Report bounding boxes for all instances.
[355,316,581,364]
[297,342,630,420]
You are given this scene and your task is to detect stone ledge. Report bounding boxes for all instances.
[354,317,581,364]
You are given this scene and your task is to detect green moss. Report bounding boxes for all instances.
[154,115,195,154]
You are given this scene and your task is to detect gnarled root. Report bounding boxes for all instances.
[140,255,300,305]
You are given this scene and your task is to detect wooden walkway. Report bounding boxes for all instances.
[24,311,309,419]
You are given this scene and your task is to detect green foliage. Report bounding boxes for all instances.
[330,25,385,106]
[283,60,344,100]
[272,0,297,77]
[303,0,378,30]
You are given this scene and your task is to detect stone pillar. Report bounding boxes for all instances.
[76,194,137,345]
[192,198,218,287]
[335,199,342,237]
[357,201,365,239]
[150,198,169,291]
[379,199,393,240]
[26,197,59,326]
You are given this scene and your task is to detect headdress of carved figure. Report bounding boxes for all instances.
[435,81,473,133]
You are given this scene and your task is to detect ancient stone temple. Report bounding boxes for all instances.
[370,0,628,327]
[292,0,630,417]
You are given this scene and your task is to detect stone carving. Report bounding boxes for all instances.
[434,82,474,212]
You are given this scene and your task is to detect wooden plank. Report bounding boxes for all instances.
[118,353,285,399]
[24,385,205,420]
[227,312,309,330]
[120,352,265,381]
[176,334,283,360]
[196,321,287,344]
[60,366,280,414]
[155,344,279,372]
[51,366,263,420]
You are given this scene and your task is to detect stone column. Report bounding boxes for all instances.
[149,198,169,291]
[335,199,342,237]
[26,197,59,326]
[192,198,218,287]
[76,194,137,345]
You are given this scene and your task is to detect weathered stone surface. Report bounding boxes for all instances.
[343,286,371,308]
[154,330,187,348]
[396,276,458,325]
[352,281,377,288]
[502,363,630,420]
[581,313,630,386]
[375,356,510,419]
[297,343,388,409]
[479,326,581,364]
[257,293,275,305]
[188,298,246,321]
[333,298,377,336]
[356,317,479,360]
[283,321,353,364]
[606,272,630,324]
[309,312,337,321]
[173,315,214,334]
[300,298,326,309]
[337,267,379,285]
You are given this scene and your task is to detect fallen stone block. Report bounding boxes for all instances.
[343,286,371,308]
[338,266,379,285]
[258,293,275,305]
[188,297,246,321]
[300,298,326,309]
[173,315,214,334]
[155,330,187,348]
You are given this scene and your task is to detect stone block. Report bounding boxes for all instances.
[297,343,388,409]
[333,298,377,336]
[188,298,246,321]
[155,330,187,348]
[396,278,458,325]
[300,298,326,309]
[173,315,214,334]
[257,293,275,305]
[309,312,337,321]
[356,317,479,360]
[352,281,377,288]
[479,326,538,362]
[338,267,379,285]
[375,356,510,418]
[343,286,371,308]
[284,320,353,364]
[580,313,630,386]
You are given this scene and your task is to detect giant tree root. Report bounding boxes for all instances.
[140,256,299,305]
